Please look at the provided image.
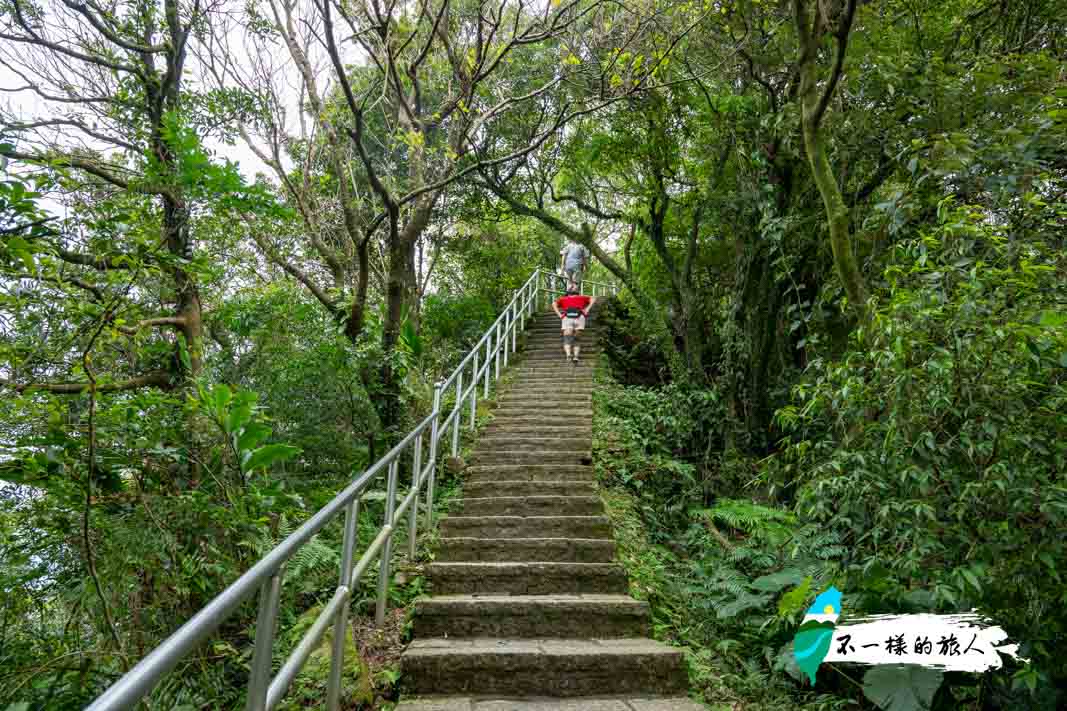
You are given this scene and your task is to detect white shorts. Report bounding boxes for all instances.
[561,315,586,331]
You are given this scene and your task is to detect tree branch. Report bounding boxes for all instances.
[8,272,104,301]
[4,0,143,77]
[1,149,175,199]
[247,226,343,319]
[812,0,858,129]
[115,316,187,336]
[2,371,174,394]
[5,119,139,153]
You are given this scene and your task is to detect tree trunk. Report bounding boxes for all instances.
[379,195,438,431]
[799,114,868,309]
[795,0,868,310]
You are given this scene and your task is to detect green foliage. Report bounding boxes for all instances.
[2,0,1065,708]
[595,375,726,528]
[773,205,1067,703]
[602,488,849,711]
[862,666,944,711]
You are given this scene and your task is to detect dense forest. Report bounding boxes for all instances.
[1,0,1064,709]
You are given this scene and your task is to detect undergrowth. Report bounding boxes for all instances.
[601,487,850,711]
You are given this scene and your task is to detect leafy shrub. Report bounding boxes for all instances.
[597,296,673,386]
[774,203,1067,706]
[594,378,726,531]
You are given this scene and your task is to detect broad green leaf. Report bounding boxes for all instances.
[242,444,300,473]
[778,575,813,617]
[212,384,232,420]
[752,568,807,593]
[236,422,271,453]
[862,665,943,711]
[773,640,804,683]
[225,398,253,435]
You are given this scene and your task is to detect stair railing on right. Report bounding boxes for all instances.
[86,266,619,711]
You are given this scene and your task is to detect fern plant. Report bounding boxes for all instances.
[248,514,340,594]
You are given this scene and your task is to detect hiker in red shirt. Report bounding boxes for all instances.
[552,288,597,364]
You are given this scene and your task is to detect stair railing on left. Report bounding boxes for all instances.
[86,269,555,711]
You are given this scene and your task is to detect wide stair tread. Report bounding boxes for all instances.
[464,464,595,482]
[412,594,649,638]
[440,515,612,539]
[401,638,689,697]
[436,537,615,563]
[453,495,603,517]
[427,561,628,595]
[462,480,596,497]
[470,451,591,465]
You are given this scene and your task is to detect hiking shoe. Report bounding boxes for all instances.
[572,355,580,364]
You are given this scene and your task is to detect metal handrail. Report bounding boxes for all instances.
[84,267,618,711]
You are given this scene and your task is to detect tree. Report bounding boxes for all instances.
[0,0,233,390]
[793,0,867,312]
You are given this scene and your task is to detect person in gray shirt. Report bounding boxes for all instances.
[559,239,589,291]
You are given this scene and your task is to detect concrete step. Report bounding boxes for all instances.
[507,384,592,394]
[461,480,595,498]
[514,365,594,376]
[464,464,595,482]
[401,638,689,697]
[522,334,598,341]
[495,399,590,412]
[397,696,706,710]
[508,380,593,389]
[436,537,615,563]
[482,423,592,437]
[470,450,590,465]
[504,384,595,395]
[453,495,603,517]
[427,562,629,595]
[524,345,602,354]
[439,515,611,539]
[523,344,600,351]
[411,595,649,639]
[498,392,591,404]
[491,407,593,420]
[522,355,598,363]
[524,336,602,344]
[477,437,591,452]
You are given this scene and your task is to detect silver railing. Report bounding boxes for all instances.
[85,267,618,711]
[539,269,618,301]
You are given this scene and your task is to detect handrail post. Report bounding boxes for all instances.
[511,301,518,354]
[375,460,399,627]
[451,370,462,457]
[483,336,491,398]
[519,287,526,334]
[494,321,502,381]
[502,307,510,368]
[408,434,422,560]
[425,382,443,531]
[246,570,283,711]
[469,356,478,431]
[327,500,359,711]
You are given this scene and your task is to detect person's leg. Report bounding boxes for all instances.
[565,268,577,291]
[572,316,585,362]
[561,326,575,359]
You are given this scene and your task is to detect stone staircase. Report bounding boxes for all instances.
[397,308,703,710]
